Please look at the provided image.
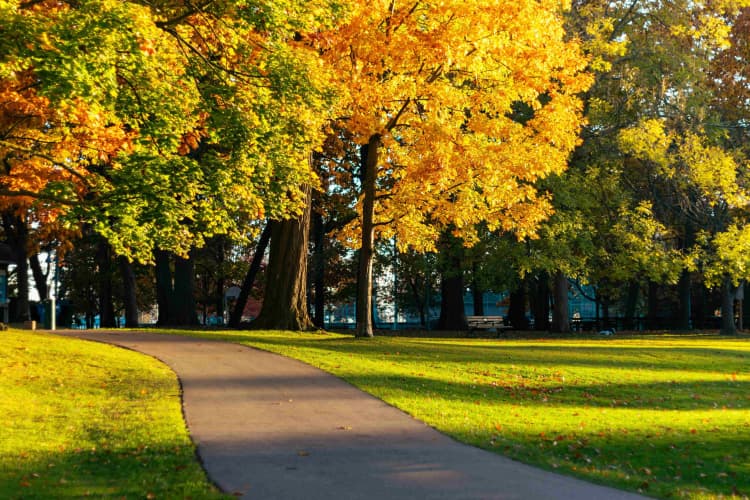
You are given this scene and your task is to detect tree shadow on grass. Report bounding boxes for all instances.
[0,440,222,499]
[195,330,750,374]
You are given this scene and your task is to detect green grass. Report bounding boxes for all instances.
[163,328,750,499]
[0,329,225,499]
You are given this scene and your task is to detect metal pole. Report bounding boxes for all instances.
[50,249,57,330]
[50,297,56,331]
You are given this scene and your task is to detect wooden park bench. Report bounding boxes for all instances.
[466,315,512,334]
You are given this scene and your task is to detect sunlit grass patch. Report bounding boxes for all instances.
[168,329,750,499]
[0,329,224,499]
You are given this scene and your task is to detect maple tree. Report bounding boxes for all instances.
[313,0,591,337]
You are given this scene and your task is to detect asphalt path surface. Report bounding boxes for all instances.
[61,330,646,500]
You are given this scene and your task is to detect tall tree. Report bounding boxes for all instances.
[253,188,314,330]
[1,0,339,265]
[315,0,591,337]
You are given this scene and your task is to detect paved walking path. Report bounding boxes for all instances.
[62,331,644,499]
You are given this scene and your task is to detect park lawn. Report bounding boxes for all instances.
[169,329,749,500]
[0,329,226,499]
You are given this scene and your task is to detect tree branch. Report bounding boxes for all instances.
[0,188,77,206]
[0,139,94,188]
[386,98,411,131]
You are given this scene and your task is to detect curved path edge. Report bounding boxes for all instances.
[59,330,645,500]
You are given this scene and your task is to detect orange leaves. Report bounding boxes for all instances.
[319,0,591,250]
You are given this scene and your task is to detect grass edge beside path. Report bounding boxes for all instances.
[0,329,226,499]
[157,328,750,500]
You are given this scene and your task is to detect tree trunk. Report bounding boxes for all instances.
[551,271,570,333]
[311,211,326,328]
[229,222,273,327]
[96,241,116,328]
[15,247,29,322]
[436,231,467,331]
[720,275,737,335]
[508,281,529,330]
[437,273,466,330]
[3,214,30,321]
[647,280,659,330]
[695,283,708,329]
[677,269,691,330]
[623,280,639,330]
[215,236,227,323]
[173,252,198,325]
[253,188,313,331]
[155,249,174,325]
[471,262,484,316]
[408,277,426,327]
[601,298,611,330]
[533,271,550,331]
[119,256,139,327]
[355,137,380,338]
[472,286,484,316]
[29,253,49,301]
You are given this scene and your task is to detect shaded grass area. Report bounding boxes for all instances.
[0,329,225,499]
[164,328,750,499]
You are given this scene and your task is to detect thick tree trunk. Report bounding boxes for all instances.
[155,249,174,325]
[437,231,467,331]
[355,137,380,338]
[437,273,466,330]
[677,269,691,330]
[311,211,326,328]
[720,276,737,335]
[119,256,139,327]
[551,271,570,333]
[29,253,48,301]
[229,222,272,327]
[173,252,198,325]
[96,241,116,328]
[472,286,484,316]
[253,188,313,331]
[3,214,30,321]
[508,281,529,330]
